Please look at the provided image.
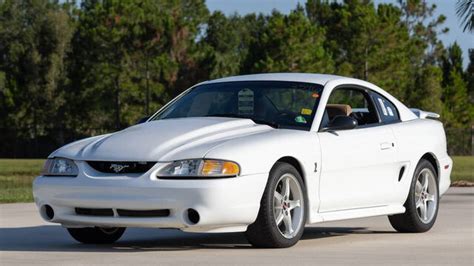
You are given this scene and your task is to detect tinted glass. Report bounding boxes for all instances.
[326,88,379,126]
[152,81,324,130]
[372,92,400,123]
[328,89,369,109]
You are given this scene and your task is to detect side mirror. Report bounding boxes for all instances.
[136,116,150,125]
[323,116,358,131]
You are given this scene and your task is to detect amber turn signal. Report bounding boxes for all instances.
[201,160,240,176]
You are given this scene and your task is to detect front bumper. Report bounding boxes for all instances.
[33,162,268,233]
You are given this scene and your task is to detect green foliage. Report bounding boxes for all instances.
[467,49,474,101]
[441,43,474,128]
[68,0,208,130]
[250,8,334,73]
[200,12,249,78]
[0,0,472,155]
[0,0,74,135]
[415,66,444,115]
[456,0,474,32]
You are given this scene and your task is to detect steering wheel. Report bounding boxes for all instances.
[276,111,299,124]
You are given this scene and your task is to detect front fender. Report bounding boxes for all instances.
[204,129,323,223]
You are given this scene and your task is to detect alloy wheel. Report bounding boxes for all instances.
[273,173,305,239]
[414,168,438,224]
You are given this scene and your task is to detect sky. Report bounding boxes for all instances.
[207,0,473,68]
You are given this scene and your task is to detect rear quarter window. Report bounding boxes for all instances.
[372,92,400,123]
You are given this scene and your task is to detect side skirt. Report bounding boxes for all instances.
[309,205,405,224]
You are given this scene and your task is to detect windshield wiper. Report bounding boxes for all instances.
[251,118,280,129]
[205,114,279,129]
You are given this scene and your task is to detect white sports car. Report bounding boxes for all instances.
[33,73,452,248]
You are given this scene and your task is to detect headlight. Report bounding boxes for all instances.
[157,159,240,178]
[41,158,79,177]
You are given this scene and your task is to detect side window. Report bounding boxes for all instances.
[372,92,400,123]
[328,89,368,109]
[323,88,379,127]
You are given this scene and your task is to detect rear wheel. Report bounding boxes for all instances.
[67,227,126,244]
[245,162,307,248]
[389,159,439,232]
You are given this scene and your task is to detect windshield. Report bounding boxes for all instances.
[152,81,324,130]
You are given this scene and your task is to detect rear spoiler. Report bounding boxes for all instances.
[410,108,440,119]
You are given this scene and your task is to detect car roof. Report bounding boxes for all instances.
[201,72,418,123]
[203,73,346,86]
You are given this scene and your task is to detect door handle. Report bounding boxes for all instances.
[380,142,393,150]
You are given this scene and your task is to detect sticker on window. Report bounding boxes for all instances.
[386,106,394,116]
[295,115,307,124]
[301,108,312,115]
[238,88,254,115]
[377,98,388,116]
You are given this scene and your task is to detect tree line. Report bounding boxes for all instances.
[0,0,472,156]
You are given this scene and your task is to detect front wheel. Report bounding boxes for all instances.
[389,159,439,232]
[245,162,307,248]
[67,227,126,244]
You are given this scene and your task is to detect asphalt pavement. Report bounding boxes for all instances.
[0,187,473,265]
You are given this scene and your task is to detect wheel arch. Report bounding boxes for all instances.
[420,152,440,181]
[274,156,313,224]
[275,156,306,185]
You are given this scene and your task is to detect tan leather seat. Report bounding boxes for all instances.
[326,104,352,120]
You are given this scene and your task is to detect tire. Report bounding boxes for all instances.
[389,159,439,233]
[67,227,126,244]
[245,162,307,248]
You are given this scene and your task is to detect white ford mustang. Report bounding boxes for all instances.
[33,73,452,248]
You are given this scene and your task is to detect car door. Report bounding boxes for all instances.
[317,87,398,212]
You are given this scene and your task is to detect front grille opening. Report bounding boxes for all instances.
[117,209,170,217]
[87,161,156,174]
[75,208,114,217]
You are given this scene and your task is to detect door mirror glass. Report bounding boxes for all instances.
[323,116,358,131]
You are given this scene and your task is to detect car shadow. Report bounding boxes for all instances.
[0,225,394,252]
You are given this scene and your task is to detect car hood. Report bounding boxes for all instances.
[51,117,273,161]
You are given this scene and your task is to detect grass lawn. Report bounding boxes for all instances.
[0,157,472,203]
[451,156,474,183]
[0,159,44,203]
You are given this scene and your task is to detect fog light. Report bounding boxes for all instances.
[187,208,200,225]
[41,205,54,221]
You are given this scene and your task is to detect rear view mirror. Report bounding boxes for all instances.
[323,116,358,131]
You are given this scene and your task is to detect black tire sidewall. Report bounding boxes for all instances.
[67,227,125,244]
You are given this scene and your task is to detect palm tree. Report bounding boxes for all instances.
[456,0,474,32]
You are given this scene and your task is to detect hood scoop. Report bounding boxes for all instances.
[72,117,270,161]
